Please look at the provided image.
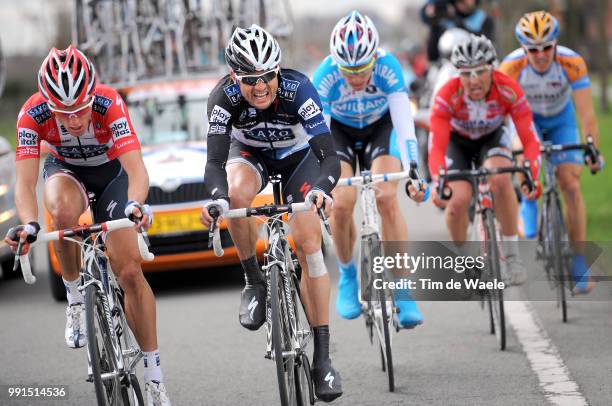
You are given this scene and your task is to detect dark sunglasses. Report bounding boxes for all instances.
[235,69,279,86]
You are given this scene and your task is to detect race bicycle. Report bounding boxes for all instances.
[437,163,535,350]
[514,136,600,322]
[208,175,329,406]
[16,218,154,405]
[337,161,425,392]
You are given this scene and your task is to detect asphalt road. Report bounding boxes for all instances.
[1,198,611,405]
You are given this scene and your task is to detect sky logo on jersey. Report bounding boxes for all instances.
[110,118,131,139]
[245,128,295,143]
[17,128,38,147]
[93,95,113,115]
[298,98,322,121]
[279,78,300,101]
[27,102,52,125]
[210,105,231,125]
[208,124,226,135]
[224,84,241,106]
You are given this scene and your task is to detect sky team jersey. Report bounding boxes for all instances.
[499,46,590,118]
[16,84,140,166]
[312,49,406,129]
[206,68,329,160]
[429,70,540,178]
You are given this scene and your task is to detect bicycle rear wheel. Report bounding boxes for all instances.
[85,284,122,405]
[270,264,298,406]
[483,210,506,351]
[362,233,395,392]
[546,196,569,322]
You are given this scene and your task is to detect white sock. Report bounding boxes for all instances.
[502,234,519,258]
[143,350,164,383]
[63,277,84,305]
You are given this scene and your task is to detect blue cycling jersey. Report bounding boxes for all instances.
[312,49,407,129]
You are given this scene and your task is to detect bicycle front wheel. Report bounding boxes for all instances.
[270,264,298,406]
[362,233,395,392]
[483,210,506,351]
[546,196,569,322]
[85,284,122,405]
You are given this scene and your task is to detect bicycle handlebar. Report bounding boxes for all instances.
[16,218,154,285]
[208,202,310,257]
[437,164,535,201]
[513,136,601,175]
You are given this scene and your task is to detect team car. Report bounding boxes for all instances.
[46,77,273,300]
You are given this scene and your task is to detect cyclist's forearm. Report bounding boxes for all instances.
[15,182,39,224]
[204,134,231,201]
[127,166,149,204]
[388,91,419,169]
[308,134,340,194]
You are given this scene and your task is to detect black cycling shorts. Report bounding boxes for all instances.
[226,141,322,204]
[330,111,400,172]
[42,155,129,223]
[446,126,513,173]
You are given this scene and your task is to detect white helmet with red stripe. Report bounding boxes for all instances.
[37,45,96,110]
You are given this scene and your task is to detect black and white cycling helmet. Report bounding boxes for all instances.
[450,34,497,69]
[438,28,471,60]
[225,24,281,73]
[330,10,379,67]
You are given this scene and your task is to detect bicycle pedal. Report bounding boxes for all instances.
[264,351,271,360]
[86,374,93,383]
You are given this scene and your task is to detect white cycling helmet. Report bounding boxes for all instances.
[225,24,281,73]
[450,34,497,69]
[330,10,379,68]
[438,28,471,60]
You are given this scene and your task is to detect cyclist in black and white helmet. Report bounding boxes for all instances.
[450,33,497,69]
[202,24,343,402]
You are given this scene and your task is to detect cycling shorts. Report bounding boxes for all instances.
[330,112,401,172]
[446,126,513,174]
[227,141,323,204]
[42,155,129,223]
[533,102,583,166]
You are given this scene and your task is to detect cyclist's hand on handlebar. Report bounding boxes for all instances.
[406,180,429,203]
[305,189,333,217]
[124,201,153,230]
[430,182,447,209]
[521,180,541,201]
[4,222,40,255]
[201,199,229,228]
[585,151,605,173]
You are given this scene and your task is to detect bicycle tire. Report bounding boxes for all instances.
[363,233,395,392]
[547,196,568,322]
[270,264,297,406]
[86,284,122,405]
[121,374,144,406]
[483,210,506,351]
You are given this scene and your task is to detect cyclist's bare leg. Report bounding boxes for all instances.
[483,156,518,235]
[330,162,357,263]
[44,176,87,282]
[445,181,472,242]
[105,229,157,351]
[370,155,407,242]
[226,163,260,259]
[556,163,586,247]
[290,212,329,326]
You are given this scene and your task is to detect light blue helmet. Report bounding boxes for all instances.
[329,10,379,67]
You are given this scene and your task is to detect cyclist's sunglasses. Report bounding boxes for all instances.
[338,58,376,75]
[524,42,555,54]
[235,68,279,86]
[49,98,94,119]
[457,65,491,79]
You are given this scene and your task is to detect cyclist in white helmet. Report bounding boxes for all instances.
[312,10,428,328]
[200,24,343,402]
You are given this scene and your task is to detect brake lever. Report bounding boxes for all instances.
[13,239,23,271]
[207,206,220,249]
[311,195,332,236]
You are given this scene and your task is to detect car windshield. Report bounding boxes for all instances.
[126,95,208,146]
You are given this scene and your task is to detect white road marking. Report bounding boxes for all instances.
[506,301,589,406]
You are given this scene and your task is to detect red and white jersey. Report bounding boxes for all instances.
[16,84,140,166]
[429,71,541,178]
